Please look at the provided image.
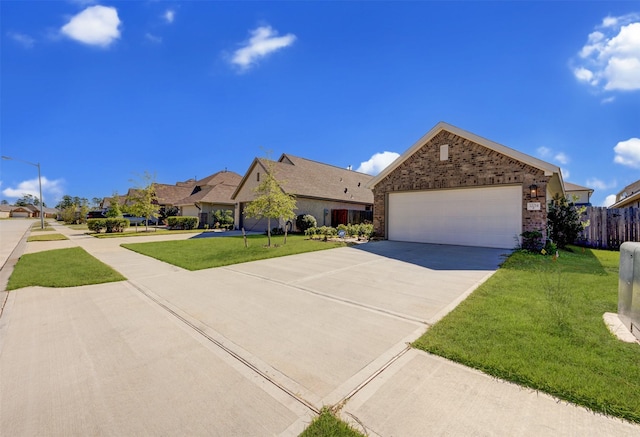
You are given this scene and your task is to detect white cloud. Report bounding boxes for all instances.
[572,14,640,92]
[614,137,640,168]
[603,194,617,207]
[164,9,175,24]
[536,146,551,158]
[61,5,121,47]
[8,32,35,48]
[554,152,570,165]
[586,177,616,190]
[561,168,570,180]
[356,151,400,175]
[231,25,296,71]
[1,177,64,204]
[536,146,570,166]
[145,33,162,44]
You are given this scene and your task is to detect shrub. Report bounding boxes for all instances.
[105,218,128,233]
[271,227,285,235]
[520,230,543,251]
[87,218,106,233]
[167,216,199,230]
[296,214,317,232]
[357,223,374,239]
[213,209,234,229]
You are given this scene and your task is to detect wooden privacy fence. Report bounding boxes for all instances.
[578,206,640,250]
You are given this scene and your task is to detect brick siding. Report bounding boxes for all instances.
[372,130,549,241]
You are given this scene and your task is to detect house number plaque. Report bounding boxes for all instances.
[527,202,541,211]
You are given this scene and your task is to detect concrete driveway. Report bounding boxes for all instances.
[3,222,639,436]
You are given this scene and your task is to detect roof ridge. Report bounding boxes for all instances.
[280,153,373,176]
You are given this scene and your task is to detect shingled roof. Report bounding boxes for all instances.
[174,171,242,206]
[233,154,374,204]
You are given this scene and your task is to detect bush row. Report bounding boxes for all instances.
[305,223,374,240]
[167,216,199,230]
[87,218,129,233]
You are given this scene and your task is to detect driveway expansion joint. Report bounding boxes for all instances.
[125,279,322,415]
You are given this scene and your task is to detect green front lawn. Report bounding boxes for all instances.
[413,247,640,423]
[122,234,348,270]
[7,247,126,290]
[27,233,69,242]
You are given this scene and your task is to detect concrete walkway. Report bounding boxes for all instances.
[1,220,639,436]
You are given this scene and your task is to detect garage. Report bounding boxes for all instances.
[368,122,565,248]
[388,185,522,249]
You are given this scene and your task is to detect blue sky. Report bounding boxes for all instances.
[1,1,639,208]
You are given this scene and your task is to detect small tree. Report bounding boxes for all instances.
[547,194,587,249]
[243,161,297,247]
[126,171,160,231]
[105,192,123,218]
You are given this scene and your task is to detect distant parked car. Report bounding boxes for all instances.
[86,210,106,219]
[122,213,158,226]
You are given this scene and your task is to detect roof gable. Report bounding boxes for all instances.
[232,154,373,204]
[175,171,241,206]
[368,121,562,189]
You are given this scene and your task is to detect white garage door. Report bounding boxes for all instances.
[388,186,522,249]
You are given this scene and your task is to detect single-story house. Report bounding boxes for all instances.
[367,122,565,249]
[102,180,199,217]
[174,170,242,228]
[564,182,593,206]
[0,204,58,219]
[232,154,374,232]
[0,204,16,218]
[610,180,640,209]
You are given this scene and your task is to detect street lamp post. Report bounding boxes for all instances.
[1,155,45,230]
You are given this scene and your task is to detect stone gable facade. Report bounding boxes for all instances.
[372,130,549,241]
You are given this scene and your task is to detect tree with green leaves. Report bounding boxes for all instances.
[547,194,588,249]
[16,193,45,207]
[105,191,123,218]
[126,171,160,231]
[243,161,297,247]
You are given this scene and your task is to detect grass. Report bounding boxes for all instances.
[30,221,54,231]
[27,233,69,242]
[413,246,640,424]
[122,234,348,270]
[7,247,126,290]
[299,408,365,437]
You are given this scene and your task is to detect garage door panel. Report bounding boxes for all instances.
[388,186,521,249]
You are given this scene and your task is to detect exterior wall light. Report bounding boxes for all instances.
[529,183,538,199]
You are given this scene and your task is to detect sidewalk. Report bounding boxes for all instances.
[2,221,639,436]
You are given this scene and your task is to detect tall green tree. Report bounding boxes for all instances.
[126,171,160,230]
[16,193,45,207]
[243,161,297,247]
[547,194,588,249]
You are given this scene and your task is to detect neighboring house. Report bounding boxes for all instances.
[367,121,564,249]
[0,204,58,219]
[0,204,15,218]
[232,154,374,232]
[610,180,640,209]
[0,205,35,218]
[174,170,242,228]
[564,182,593,206]
[101,181,196,217]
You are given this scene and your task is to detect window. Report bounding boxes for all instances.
[440,144,449,161]
[257,172,260,182]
